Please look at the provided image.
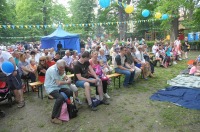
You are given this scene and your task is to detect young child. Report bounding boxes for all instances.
[99,60,109,80]
[29,59,37,75]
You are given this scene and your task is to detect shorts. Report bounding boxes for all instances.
[75,78,96,88]
[7,71,22,90]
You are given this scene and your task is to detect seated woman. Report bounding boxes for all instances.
[135,45,153,79]
[90,51,110,99]
[98,48,113,73]
[18,53,36,91]
[37,56,48,83]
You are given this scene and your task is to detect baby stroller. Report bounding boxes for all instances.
[0,73,13,107]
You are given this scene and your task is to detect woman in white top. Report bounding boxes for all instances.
[135,45,153,79]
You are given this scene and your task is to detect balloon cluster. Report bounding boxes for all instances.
[142,9,169,20]
[99,0,169,20]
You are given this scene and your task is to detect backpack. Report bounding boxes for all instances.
[67,102,78,119]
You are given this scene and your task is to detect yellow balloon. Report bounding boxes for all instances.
[125,5,134,14]
[155,12,162,19]
[166,35,170,40]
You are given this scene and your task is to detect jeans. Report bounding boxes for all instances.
[96,80,108,95]
[49,88,73,119]
[115,67,135,86]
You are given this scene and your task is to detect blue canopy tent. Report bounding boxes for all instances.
[41,27,80,52]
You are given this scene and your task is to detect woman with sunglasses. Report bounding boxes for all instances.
[37,56,49,83]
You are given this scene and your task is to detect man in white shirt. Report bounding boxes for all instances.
[62,50,74,73]
[152,42,158,54]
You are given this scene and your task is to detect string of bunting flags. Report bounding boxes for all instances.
[0,36,42,39]
[0,17,179,30]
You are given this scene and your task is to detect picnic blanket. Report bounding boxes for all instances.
[167,74,200,88]
[150,86,200,110]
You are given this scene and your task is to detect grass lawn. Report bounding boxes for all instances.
[0,51,200,132]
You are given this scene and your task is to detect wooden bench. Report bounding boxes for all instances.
[29,81,44,99]
[107,73,122,88]
[67,73,122,88]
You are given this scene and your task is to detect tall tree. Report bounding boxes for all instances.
[70,0,95,36]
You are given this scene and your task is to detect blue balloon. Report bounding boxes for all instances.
[142,9,150,17]
[99,0,110,8]
[162,14,168,20]
[1,61,14,74]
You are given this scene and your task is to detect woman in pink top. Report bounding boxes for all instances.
[89,51,110,99]
[189,61,197,75]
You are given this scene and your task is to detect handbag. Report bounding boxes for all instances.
[67,103,78,119]
[58,102,69,121]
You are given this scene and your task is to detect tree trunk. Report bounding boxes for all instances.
[118,0,125,40]
[170,17,179,42]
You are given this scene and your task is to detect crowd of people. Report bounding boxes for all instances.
[0,36,199,124]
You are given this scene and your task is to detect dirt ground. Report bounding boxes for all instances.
[0,51,200,132]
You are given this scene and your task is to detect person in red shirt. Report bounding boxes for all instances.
[46,56,55,67]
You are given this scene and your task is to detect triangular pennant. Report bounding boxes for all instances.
[44,25,47,28]
[20,25,24,28]
[40,25,43,28]
[79,24,81,27]
[85,24,88,27]
[0,25,2,28]
[7,25,11,28]
[28,25,32,28]
[3,25,6,29]
[25,25,28,28]
[82,24,84,27]
[89,23,91,26]
[66,24,68,27]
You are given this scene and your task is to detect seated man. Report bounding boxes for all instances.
[44,60,75,124]
[62,50,74,73]
[74,51,109,111]
[114,46,135,87]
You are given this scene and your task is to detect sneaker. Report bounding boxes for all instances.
[104,93,110,99]
[100,98,110,105]
[89,104,98,111]
[75,98,82,105]
[17,101,25,108]
[0,110,5,118]
[179,58,182,61]
[173,61,177,65]
[51,118,62,124]
[95,95,100,100]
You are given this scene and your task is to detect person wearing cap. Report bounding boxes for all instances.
[0,50,25,108]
